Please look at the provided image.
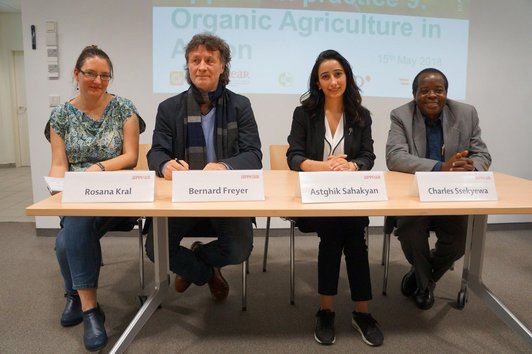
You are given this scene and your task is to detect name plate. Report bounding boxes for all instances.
[299,171,388,204]
[62,171,155,203]
[414,171,498,202]
[172,170,265,202]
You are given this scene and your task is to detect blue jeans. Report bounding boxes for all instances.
[56,216,129,292]
[145,217,253,285]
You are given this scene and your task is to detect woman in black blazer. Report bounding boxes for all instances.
[287,50,382,347]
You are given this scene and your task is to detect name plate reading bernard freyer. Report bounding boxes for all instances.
[172,170,265,202]
[299,171,388,204]
[414,171,498,202]
[62,171,155,203]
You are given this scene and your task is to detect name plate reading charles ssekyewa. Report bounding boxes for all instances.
[172,170,264,202]
[62,171,155,203]
[414,171,498,202]
[298,171,388,204]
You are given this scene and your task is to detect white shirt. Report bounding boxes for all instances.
[323,114,345,161]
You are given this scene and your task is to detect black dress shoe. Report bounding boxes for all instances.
[414,281,435,310]
[83,305,107,352]
[401,268,417,297]
[60,292,83,327]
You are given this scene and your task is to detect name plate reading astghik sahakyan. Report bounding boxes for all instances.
[172,170,265,202]
[62,171,155,203]
[298,171,388,204]
[414,171,498,202]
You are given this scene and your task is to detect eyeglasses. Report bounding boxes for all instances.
[79,69,112,81]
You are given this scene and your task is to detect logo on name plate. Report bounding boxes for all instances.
[240,174,259,179]
[132,175,151,180]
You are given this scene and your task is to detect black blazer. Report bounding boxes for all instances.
[148,88,262,176]
[287,106,375,171]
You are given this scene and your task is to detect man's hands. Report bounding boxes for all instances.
[441,150,475,171]
[163,159,189,180]
[203,163,228,170]
[163,160,227,180]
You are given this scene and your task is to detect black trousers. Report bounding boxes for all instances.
[296,216,372,301]
[395,215,468,290]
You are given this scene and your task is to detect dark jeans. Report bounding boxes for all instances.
[296,216,372,301]
[395,215,468,290]
[145,217,253,285]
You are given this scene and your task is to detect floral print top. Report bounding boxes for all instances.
[45,95,145,171]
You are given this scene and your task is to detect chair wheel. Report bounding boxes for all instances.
[456,289,467,309]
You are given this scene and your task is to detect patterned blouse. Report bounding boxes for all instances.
[45,95,145,171]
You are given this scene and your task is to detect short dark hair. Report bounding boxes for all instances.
[185,33,231,85]
[75,45,113,78]
[412,68,448,95]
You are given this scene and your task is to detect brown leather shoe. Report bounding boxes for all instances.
[174,274,191,293]
[208,267,229,301]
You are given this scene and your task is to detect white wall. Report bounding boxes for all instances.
[466,0,532,223]
[19,0,532,228]
[0,13,23,164]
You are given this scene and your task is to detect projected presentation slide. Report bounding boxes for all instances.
[153,1,469,99]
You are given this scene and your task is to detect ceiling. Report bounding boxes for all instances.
[0,0,20,13]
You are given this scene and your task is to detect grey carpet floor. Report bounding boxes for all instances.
[0,223,530,353]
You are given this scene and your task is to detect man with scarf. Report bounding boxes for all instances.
[146,33,262,301]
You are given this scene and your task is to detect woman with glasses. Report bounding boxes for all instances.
[45,45,145,351]
[287,50,383,347]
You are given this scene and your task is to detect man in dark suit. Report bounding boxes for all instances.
[385,68,491,309]
[146,33,262,301]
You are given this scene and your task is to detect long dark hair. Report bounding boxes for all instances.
[300,49,368,127]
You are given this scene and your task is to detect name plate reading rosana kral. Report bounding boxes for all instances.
[414,171,498,202]
[172,170,264,202]
[62,171,155,203]
[298,171,388,204]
